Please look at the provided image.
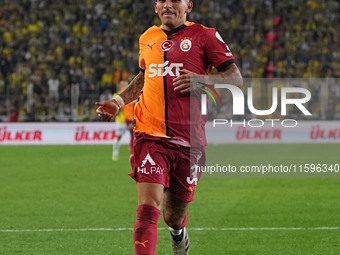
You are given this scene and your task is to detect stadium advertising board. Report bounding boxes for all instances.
[0,121,339,145]
[206,121,340,144]
[0,123,129,145]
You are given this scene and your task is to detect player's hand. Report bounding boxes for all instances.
[95,99,120,122]
[173,68,200,93]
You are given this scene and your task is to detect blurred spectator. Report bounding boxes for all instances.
[9,105,18,122]
[56,101,70,122]
[47,72,60,101]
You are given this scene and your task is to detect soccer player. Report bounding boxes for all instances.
[96,0,242,254]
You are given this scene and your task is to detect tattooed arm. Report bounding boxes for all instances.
[119,71,145,104]
[95,71,144,121]
[216,63,243,87]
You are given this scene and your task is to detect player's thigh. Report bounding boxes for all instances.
[129,135,171,188]
[168,146,206,203]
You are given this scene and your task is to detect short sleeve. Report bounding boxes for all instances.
[139,37,146,71]
[204,28,235,72]
[139,52,146,72]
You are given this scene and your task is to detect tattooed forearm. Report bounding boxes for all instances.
[193,63,243,89]
[216,63,243,87]
[119,71,145,104]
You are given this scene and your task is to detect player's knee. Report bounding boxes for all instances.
[163,209,186,230]
[139,198,162,210]
[137,183,164,210]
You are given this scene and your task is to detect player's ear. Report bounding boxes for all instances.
[155,2,158,13]
[185,1,193,14]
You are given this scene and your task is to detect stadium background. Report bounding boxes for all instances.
[1,1,340,255]
[1,0,340,122]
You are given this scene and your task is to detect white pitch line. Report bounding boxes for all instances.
[1,227,340,233]
[0,228,134,233]
[190,227,340,231]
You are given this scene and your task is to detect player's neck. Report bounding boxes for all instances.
[162,22,186,31]
[161,24,187,37]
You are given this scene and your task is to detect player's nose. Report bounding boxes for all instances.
[163,0,172,8]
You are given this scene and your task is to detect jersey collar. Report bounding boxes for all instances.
[161,23,188,37]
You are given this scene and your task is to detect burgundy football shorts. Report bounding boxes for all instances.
[129,133,206,203]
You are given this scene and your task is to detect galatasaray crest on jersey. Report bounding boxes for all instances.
[180,38,192,52]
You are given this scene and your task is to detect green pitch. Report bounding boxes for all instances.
[0,144,339,254]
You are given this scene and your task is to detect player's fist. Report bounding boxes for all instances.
[95,99,120,122]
